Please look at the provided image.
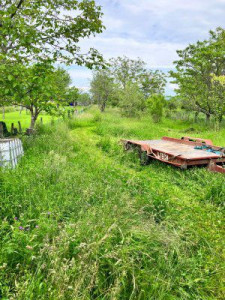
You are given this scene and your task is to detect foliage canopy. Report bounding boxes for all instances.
[0,0,105,66]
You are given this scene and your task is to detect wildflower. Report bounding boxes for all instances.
[19,226,24,231]
[35,225,39,228]
[14,217,18,221]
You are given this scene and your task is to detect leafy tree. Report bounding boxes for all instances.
[0,0,105,124]
[146,94,166,122]
[77,92,91,106]
[166,96,179,111]
[109,56,166,104]
[170,27,225,122]
[90,69,114,112]
[0,62,71,128]
[211,75,225,127]
[0,0,104,65]
[118,82,145,117]
[56,68,72,93]
[140,70,166,98]
[67,87,79,106]
[110,56,146,89]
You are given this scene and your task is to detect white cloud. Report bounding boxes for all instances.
[67,68,92,80]
[64,66,92,89]
[168,83,178,91]
[80,36,185,68]
[65,0,225,93]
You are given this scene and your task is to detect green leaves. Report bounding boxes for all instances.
[90,69,114,112]
[110,56,147,89]
[0,0,104,66]
[146,94,166,123]
[118,82,145,117]
[0,61,73,127]
[140,70,166,98]
[90,56,166,114]
[170,27,225,122]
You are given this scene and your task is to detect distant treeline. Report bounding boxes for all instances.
[90,28,225,128]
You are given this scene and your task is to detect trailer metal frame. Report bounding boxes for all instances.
[122,136,225,174]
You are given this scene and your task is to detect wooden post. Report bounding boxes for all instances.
[11,123,14,135]
[0,123,3,138]
[18,121,22,133]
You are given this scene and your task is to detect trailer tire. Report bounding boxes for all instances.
[124,142,132,151]
[140,151,151,166]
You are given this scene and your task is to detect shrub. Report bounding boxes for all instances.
[147,94,166,122]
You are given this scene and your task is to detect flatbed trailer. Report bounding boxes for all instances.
[122,136,225,174]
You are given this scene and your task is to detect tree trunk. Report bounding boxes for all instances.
[206,113,211,122]
[30,115,37,129]
[100,102,106,112]
[30,107,39,129]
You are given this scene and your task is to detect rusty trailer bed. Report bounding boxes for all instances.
[123,136,225,174]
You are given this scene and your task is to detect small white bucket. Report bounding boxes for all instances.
[0,138,24,168]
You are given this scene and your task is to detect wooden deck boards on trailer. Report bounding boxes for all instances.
[136,139,220,160]
[123,136,225,173]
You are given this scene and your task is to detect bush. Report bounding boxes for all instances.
[147,94,166,122]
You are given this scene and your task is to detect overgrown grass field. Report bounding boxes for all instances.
[0,107,224,299]
[0,106,84,130]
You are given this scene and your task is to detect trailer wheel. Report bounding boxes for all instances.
[124,142,132,151]
[140,151,151,166]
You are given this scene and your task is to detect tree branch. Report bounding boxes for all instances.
[10,0,25,19]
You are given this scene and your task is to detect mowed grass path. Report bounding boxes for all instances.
[0,107,224,299]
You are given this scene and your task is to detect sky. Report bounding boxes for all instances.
[65,0,225,95]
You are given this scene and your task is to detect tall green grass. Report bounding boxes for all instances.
[0,110,56,130]
[0,109,224,299]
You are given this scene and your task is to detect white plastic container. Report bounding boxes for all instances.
[0,138,24,168]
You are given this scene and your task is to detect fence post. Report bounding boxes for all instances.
[0,123,3,138]
[18,121,22,133]
[11,123,14,135]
